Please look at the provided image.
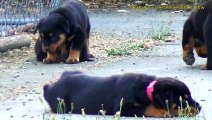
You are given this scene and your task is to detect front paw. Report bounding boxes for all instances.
[65,50,80,64]
[183,54,195,65]
[201,64,208,70]
[43,53,57,64]
[43,58,56,64]
[65,57,79,64]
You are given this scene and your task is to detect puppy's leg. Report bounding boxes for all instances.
[66,30,84,64]
[194,44,207,58]
[182,19,196,65]
[182,35,195,66]
[35,38,47,61]
[79,40,94,62]
[43,52,58,64]
[66,49,81,64]
[59,44,69,62]
[144,104,169,117]
[203,10,212,70]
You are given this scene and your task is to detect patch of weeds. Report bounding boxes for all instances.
[42,97,206,120]
[165,96,206,120]
[106,48,131,56]
[151,23,172,40]
[57,98,66,114]
[106,44,144,56]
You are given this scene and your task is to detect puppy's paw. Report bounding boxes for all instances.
[66,50,80,64]
[200,64,207,70]
[65,58,79,64]
[43,58,53,64]
[183,54,195,65]
[43,53,58,64]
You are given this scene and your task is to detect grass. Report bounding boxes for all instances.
[41,96,206,120]
[106,44,144,56]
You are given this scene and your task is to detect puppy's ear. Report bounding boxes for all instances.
[154,90,174,110]
[58,20,70,34]
[34,18,44,34]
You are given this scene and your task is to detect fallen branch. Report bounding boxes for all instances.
[0,35,31,52]
[0,23,35,37]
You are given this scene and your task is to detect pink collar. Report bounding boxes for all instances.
[146,81,157,102]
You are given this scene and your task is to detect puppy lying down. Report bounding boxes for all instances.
[43,71,201,117]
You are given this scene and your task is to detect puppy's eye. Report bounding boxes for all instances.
[40,33,44,38]
[184,94,189,99]
[49,33,53,37]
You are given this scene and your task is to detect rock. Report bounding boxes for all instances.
[161,3,167,6]
[13,75,19,78]
[117,9,129,13]
[172,10,184,14]
[134,1,146,6]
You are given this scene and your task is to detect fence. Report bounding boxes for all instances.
[0,0,63,37]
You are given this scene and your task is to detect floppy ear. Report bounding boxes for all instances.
[154,90,174,110]
[58,20,70,34]
[52,8,71,34]
[34,18,45,34]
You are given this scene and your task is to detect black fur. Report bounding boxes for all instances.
[34,0,93,63]
[182,1,212,70]
[43,71,201,117]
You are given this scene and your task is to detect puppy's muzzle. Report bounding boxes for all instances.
[195,102,202,112]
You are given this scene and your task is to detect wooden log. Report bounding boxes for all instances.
[0,35,31,52]
[0,23,35,37]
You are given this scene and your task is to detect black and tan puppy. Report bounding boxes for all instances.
[182,1,212,70]
[34,0,92,64]
[43,71,201,117]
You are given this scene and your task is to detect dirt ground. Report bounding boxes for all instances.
[0,31,174,102]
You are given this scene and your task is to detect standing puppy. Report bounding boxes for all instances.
[34,0,93,64]
[182,1,212,70]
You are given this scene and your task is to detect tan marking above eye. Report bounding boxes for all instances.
[40,33,44,38]
[49,33,53,37]
[59,34,66,40]
[184,94,189,99]
[56,34,66,46]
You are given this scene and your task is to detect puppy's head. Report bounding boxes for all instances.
[35,13,70,53]
[153,77,201,117]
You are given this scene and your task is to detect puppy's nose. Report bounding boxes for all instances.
[44,47,49,51]
[197,105,202,112]
[196,102,202,112]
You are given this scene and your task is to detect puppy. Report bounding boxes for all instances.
[43,71,201,117]
[182,1,212,70]
[34,0,93,64]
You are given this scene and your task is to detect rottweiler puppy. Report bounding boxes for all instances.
[182,1,212,70]
[43,71,201,117]
[34,0,92,64]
